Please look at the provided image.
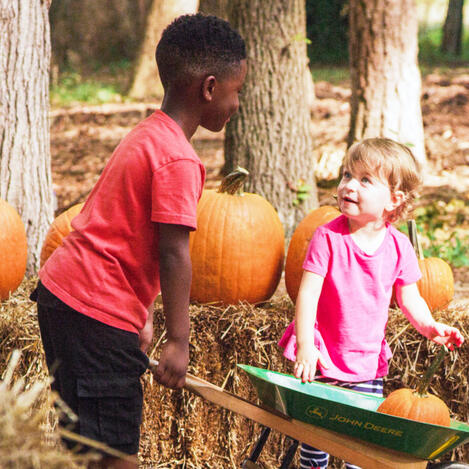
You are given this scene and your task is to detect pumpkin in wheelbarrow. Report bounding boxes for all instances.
[378,347,450,426]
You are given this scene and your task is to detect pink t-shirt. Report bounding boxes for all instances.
[279,215,421,382]
[40,110,205,334]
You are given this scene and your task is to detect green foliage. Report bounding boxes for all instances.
[306,0,349,65]
[418,26,469,65]
[50,61,131,107]
[310,66,349,85]
[292,181,313,206]
[51,72,123,106]
[398,199,469,268]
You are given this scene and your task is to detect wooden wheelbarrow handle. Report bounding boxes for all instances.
[148,360,426,469]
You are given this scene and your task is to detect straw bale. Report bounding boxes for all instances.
[1,279,468,468]
[140,299,297,468]
[385,305,469,464]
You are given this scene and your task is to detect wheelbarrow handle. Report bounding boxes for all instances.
[147,359,427,469]
[148,358,214,396]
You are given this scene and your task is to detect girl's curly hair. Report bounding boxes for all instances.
[342,138,422,223]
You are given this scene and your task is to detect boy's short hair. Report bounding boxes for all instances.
[156,13,246,90]
[343,138,422,222]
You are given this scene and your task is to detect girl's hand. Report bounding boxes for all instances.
[294,345,328,383]
[426,321,464,350]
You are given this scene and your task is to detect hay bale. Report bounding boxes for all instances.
[140,300,297,468]
[2,279,468,467]
[386,306,469,464]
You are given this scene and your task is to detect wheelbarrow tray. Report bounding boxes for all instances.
[239,364,469,460]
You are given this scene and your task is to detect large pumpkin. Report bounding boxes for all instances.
[408,220,454,312]
[378,347,450,426]
[284,205,340,303]
[189,168,285,305]
[40,203,84,267]
[0,199,27,300]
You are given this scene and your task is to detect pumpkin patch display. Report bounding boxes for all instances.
[40,203,84,267]
[378,347,451,426]
[189,167,285,305]
[407,220,454,312]
[0,199,27,300]
[284,205,340,303]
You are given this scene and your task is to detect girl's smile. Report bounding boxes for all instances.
[337,166,397,228]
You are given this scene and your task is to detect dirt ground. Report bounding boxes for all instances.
[49,70,469,303]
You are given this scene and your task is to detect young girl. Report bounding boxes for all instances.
[279,138,464,469]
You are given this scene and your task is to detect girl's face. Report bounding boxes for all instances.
[337,164,398,226]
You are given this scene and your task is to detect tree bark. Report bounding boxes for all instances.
[225,0,317,239]
[0,0,54,273]
[441,0,464,55]
[348,0,426,168]
[128,0,199,100]
[198,0,227,18]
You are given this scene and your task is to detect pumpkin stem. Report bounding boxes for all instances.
[407,219,424,260]
[416,346,447,396]
[218,167,249,195]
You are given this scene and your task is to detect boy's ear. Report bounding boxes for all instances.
[201,75,217,102]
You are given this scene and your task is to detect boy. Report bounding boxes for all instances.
[32,14,247,469]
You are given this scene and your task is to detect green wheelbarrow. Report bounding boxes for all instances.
[149,359,469,468]
[239,364,469,469]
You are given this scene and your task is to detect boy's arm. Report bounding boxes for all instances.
[294,271,328,382]
[396,283,464,350]
[153,222,192,389]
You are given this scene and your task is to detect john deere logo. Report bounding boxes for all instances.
[306,405,328,419]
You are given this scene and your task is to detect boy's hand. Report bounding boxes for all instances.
[426,321,464,350]
[294,345,328,383]
[152,337,189,389]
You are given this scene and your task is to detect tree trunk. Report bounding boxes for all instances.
[128,0,199,100]
[50,0,151,72]
[225,0,318,239]
[0,0,54,273]
[348,0,426,168]
[441,0,464,55]
[198,0,227,18]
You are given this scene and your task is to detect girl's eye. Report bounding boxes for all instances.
[343,170,351,179]
[361,176,371,184]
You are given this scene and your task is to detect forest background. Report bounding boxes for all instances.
[1,0,469,467]
[48,0,469,295]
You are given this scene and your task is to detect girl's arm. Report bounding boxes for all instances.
[396,283,464,350]
[294,271,328,382]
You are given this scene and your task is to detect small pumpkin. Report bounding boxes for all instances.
[284,205,340,303]
[189,167,285,305]
[408,220,454,312]
[378,347,451,426]
[40,203,84,267]
[0,199,28,300]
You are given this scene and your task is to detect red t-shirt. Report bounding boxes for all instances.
[40,110,205,333]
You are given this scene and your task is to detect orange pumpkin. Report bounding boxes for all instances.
[189,168,285,305]
[0,199,27,300]
[378,347,450,426]
[40,203,84,267]
[408,220,454,312]
[284,205,340,303]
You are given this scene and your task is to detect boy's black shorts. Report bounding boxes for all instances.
[33,282,149,455]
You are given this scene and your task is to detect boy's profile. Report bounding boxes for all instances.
[32,14,246,469]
